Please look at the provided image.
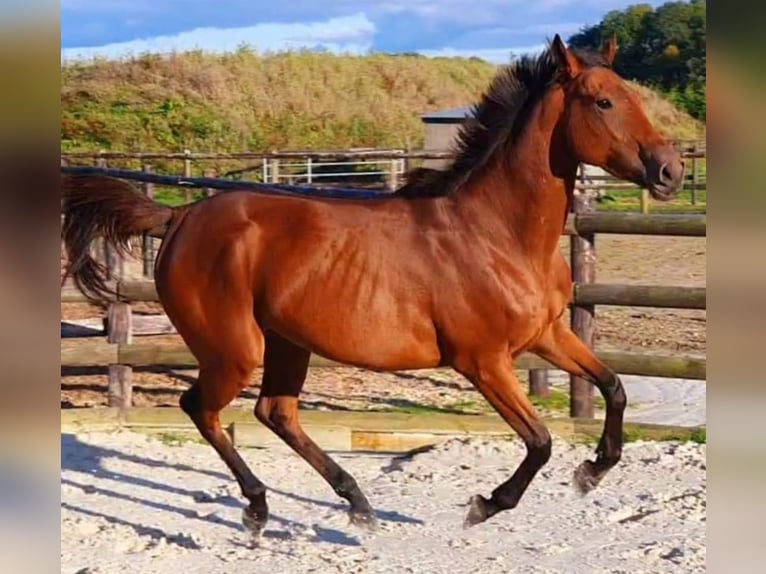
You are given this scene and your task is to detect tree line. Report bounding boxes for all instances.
[567,0,705,120]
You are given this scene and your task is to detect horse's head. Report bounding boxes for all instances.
[551,34,685,201]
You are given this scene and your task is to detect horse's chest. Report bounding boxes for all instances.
[494,261,571,329]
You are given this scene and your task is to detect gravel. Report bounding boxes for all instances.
[61,430,706,574]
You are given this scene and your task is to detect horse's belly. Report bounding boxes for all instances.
[262,297,442,371]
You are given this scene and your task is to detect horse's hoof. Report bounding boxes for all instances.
[463,494,490,528]
[573,460,600,496]
[242,506,268,537]
[349,509,379,531]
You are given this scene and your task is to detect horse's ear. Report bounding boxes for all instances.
[550,34,582,79]
[601,33,618,66]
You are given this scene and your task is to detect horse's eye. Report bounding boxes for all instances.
[596,98,612,110]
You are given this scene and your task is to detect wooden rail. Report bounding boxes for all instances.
[61,164,706,202]
[574,284,705,309]
[61,143,705,218]
[60,341,706,380]
[573,212,706,236]
[61,145,706,161]
[62,280,707,309]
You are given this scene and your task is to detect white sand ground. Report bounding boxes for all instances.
[544,371,706,427]
[621,376,706,427]
[61,429,705,574]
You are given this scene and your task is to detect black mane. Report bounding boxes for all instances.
[395,44,610,198]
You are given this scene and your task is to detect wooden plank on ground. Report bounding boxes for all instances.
[61,407,705,452]
[60,407,123,431]
[131,314,177,336]
[118,343,197,366]
[61,341,118,366]
[229,423,352,450]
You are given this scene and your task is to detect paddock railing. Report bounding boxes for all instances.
[60,168,706,419]
[61,141,706,210]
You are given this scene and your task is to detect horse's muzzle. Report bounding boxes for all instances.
[644,147,685,200]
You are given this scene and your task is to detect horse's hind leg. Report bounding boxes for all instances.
[454,352,552,527]
[531,317,626,494]
[254,332,377,529]
[169,294,270,534]
[180,361,272,535]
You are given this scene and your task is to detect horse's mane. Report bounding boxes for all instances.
[395,43,610,199]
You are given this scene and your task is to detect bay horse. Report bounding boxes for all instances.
[61,35,684,532]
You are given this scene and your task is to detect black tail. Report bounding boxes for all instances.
[61,174,177,304]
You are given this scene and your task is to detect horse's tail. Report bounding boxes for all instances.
[61,173,179,304]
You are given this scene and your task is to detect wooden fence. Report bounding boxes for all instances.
[61,142,706,209]
[61,167,706,418]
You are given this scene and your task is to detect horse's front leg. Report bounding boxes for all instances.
[453,351,552,527]
[530,316,626,494]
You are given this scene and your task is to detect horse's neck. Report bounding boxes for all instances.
[457,89,577,266]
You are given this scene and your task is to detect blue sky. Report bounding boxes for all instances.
[61,0,667,64]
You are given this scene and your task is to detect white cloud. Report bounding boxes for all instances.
[530,0,576,12]
[60,2,651,64]
[440,23,582,51]
[374,0,529,25]
[61,13,376,61]
[517,22,585,37]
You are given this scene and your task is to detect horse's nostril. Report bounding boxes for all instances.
[659,162,672,183]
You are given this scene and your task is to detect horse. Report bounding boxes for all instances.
[61,35,684,533]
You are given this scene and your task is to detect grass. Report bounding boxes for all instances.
[345,395,704,447]
[61,49,704,171]
[530,388,606,414]
[150,431,206,446]
[377,400,490,416]
[622,425,706,444]
[596,187,707,214]
[378,388,605,417]
[62,50,496,163]
[153,186,204,207]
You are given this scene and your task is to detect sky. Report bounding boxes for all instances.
[60,0,667,65]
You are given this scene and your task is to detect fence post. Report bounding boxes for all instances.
[142,164,155,278]
[570,192,596,418]
[691,143,698,206]
[640,188,650,214]
[387,158,399,191]
[107,300,133,409]
[403,148,413,176]
[204,169,216,197]
[183,149,192,202]
[272,158,280,184]
[96,152,118,280]
[529,369,550,398]
[307,157,313,183]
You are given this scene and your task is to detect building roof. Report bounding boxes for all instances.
[420,106,474,123]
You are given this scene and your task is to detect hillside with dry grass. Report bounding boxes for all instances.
[61,49,704,154]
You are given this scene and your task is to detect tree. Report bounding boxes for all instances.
[567,1,706,119]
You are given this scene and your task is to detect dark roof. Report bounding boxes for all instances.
[420,106,474,123]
